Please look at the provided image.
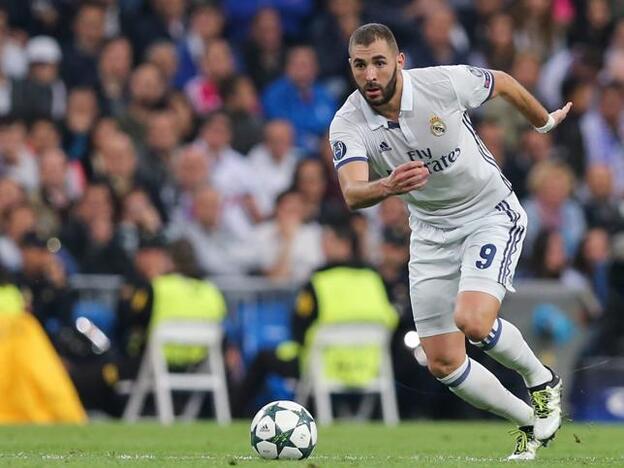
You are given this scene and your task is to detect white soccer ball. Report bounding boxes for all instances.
[250,400,317,460]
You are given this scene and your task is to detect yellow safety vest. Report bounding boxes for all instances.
[0,284,25,316]
[305,266,398,387]
[151,274,226,366]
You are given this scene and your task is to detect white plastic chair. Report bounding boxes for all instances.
[296,323,399,425]
[123,321,231,425]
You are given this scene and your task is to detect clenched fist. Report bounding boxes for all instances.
[383,161,430,195]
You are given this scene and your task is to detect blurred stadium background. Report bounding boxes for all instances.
[1,0,624,448]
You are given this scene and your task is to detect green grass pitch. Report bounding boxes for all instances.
[1,421,623,467]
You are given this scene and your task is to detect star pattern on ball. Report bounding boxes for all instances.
[263,403,285,420]
[272,426,297,451]
[294,407,314,426]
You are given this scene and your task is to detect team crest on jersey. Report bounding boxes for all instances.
[332,140,347,161]
[429,116,446,137]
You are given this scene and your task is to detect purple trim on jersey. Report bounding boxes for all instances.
[495,200,524,285]
[335,156,368,170]
[483,70,495,103]
[462,113,513,191]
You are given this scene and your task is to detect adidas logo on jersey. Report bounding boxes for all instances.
[379,141,392,152]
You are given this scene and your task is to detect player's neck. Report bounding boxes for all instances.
[370,74,403,122]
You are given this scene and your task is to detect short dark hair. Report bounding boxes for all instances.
[348,23,399,55]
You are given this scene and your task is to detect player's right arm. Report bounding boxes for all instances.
[330,116,429,210]
[337,160,429,210]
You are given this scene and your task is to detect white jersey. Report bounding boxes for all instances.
[329,65,512,229]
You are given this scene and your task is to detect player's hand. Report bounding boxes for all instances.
[383,161,430,195]
[551,101,572,127]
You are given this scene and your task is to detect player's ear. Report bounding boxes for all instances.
[397,52,405,68]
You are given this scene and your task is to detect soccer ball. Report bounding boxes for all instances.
[250,400,317,460]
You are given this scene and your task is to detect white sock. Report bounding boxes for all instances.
[438,356,534,427]
[471,318,552,388]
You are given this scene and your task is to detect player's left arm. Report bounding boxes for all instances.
[489,70,572,133]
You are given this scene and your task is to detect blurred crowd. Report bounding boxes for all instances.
[2,0,624,414]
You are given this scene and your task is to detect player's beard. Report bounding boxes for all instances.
[358,65,399,108]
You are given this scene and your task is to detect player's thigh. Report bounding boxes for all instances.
[459,196,528,303]
[409,227,461,339]
[419,331,466,378]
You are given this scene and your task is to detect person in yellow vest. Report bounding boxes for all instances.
[116,235,227,369]
[78,235,230,416]
[232,221,398,417]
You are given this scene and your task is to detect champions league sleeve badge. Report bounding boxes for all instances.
[332,140,347,161]
[429,116,447,137]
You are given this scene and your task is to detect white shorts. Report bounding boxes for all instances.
[408,193,527,338]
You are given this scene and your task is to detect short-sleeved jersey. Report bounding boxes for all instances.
[329,65,512,229]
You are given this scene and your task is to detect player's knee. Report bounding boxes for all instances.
[454,309,491,342]
[427,355,465,379]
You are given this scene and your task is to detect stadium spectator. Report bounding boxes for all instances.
[185,38,236,116]
[166,91,196,142]
[197,111,260,235]
[145,40,179,87]
[263,45,337,153]
[567,0,614,52]
[31,148,82,238]
[408,6,469,68]
[553,76,594,178]
[221,74,264,155]
[93,132,152,204]
[0,117,38,192]
[523,160,587,259]
[118,189,164,258]
[174,3,225,89]
[61,87,99,165]
[28,117,61,157]
[252,190,324,283]
[130,0,188,60]
[469,12,516,72]
[11,35,65,121]
[140,110,182,206]
[61,1,106,89]
[290,159,332,223]
[511,0,563,61]
[580,81,624,198]
[0,7,27,79]
[573,228,612,310]
[242,8,286,92]
[117,62,167,143]
[582,165,624,233]
[95,36,133,117]
[166,145,209,224]
[170,185,253,276]
[14,231,74,330]
[0,177,25,220]
[0,203,37,271]
[59,182,119,272]
[248,120,300,218]
[527,229,578,281]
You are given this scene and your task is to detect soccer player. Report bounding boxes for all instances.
[330,23,569,460]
